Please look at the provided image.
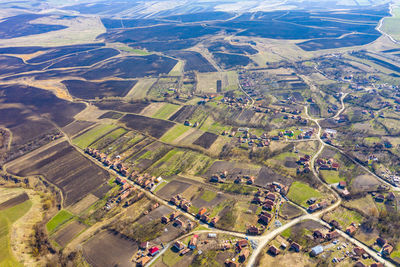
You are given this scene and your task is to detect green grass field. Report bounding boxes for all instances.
[200,190,217,202]
[320,170,344,184]
[91,128,128,150]
[152,103,181,120]
[46,210,74,233]
[382,6,400,41]
[160,124,190,143]
[0,200,32,267]
[324,207,363,229]
[287,181,322,207]
[72,124,117,149]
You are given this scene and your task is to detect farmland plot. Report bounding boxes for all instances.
[7,141,110,206]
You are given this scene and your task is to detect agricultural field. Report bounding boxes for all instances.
[121,114,175,139]
[148,149,214,177]
[7,141,110,206]
[287,181,322,207]
[62,79,137,100]
[0,190,32,267]
[72,124,117,149]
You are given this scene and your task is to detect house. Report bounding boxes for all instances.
[247,177,255,185]
[313,230,325,240]
[170,196,178,205]
[188,235,198,249]
[247,225,259,235]
[180,248,190,256]
[149,246,160,256]
[376,237,386,247]
[307,198,317,205]
[346,225,357,236]
[263,201,274,211]
[161,216,170,224]
[136,256,150,267]
[338,181,347,189]
[375,194,385,202]
[139,241,149,250]
[370,263,384,267]
[173,241,185,251]
[236,239,248,249]
[268,245,280,256]
[310,245,324,256]
[382,243,393,256]
[210,175,221,183]
[210,217,219,226]
[252,196,263,204]
[354,261,366,267]
[266,193,276,201]
[308,204,319,213]
[197,208,207,218]
[326,230,339,240]
[387,192,396,201]
[225,260,239,267]
[170,211,179,220]
[353,247,366,256]
[174,218,185,228]
[259,214,270,225]
[200,214,210,223]
[239,248,250,262]
[329,220,341,229]
[290,242,301,252]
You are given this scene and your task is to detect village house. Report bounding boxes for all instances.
[310,245,324,256]
[200,214,210,223]
[326,230,339,240]
[268,245,280,256]
[263,199,274,211]
[239,248,250,262]
[225,260,239,267]
[375,194,385,202]
[329,220,341,229]
[258,213,271,225]
[313,230,326,240]
[210,216,219,226]
[346,224,357,236]
[174,218,185,228]
[290,242,301,252]
[338,181,346,189]
[161,216,169,224]
[382,243,393,257]
[236,239,248,250]
[173,241,185,251]
[376,237,386,247]
[136,256,150,267]
[170,211,179,220]
[353,246,366,257]
[148,246,160,256]
[188,235,198,249]
[247,225,259,235]
[139,241,149,250]
[197,207,207,218]
[266,192,276,202]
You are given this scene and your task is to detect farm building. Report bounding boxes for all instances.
[310,245,324,256]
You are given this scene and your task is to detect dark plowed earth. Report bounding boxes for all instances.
[7,141,110,206]
[193,132,218,149]
[168,105,197,122]
[0,192,29,210]
[121,114,175,138]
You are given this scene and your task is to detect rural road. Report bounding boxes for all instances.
[376,3,400,46]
